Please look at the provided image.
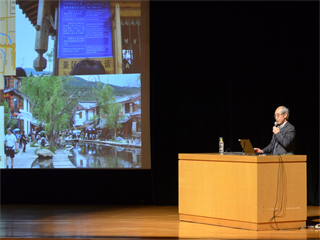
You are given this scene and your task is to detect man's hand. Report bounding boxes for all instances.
[273,126,280,135]
[254,148,263,154]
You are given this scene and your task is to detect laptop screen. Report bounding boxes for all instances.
[238,139,256,155]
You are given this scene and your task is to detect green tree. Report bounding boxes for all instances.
[20,75,88,150]
[94,82,125,139]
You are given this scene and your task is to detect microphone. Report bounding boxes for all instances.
[274,121,278,127]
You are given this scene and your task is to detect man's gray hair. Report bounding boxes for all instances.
[281,106,289,120]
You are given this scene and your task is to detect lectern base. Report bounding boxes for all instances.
[180,214,306,231]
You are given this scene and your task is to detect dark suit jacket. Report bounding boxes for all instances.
[262,121,296,155]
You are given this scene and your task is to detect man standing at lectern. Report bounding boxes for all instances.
[254,106,296,155]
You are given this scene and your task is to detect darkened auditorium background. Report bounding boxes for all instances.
[1,1,319,207]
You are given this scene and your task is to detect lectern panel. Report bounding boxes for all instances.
[179,154,307,230]
[179,160,258,222]
[257,162,307,222]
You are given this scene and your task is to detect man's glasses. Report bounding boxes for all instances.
[274,113,284,118]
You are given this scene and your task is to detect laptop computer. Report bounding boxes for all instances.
[238,139,257,155]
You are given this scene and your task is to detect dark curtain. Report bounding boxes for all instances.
[150,1,319,205]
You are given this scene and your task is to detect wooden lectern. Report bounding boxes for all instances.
[179,153,307,230]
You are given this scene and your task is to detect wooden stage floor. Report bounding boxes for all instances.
[0,205,319,239]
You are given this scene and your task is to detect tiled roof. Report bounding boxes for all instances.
[116,93,141,103]
[77,102,97,110]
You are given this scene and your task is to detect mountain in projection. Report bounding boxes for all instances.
[23,68,52,76]
[64,76,140,101]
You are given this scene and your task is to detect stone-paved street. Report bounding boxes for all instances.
[10,144,75,169]
[9,144,38,168]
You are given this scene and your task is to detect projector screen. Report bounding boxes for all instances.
[1,1,150,169]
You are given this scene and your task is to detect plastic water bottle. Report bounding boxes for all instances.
[219,137,224,155]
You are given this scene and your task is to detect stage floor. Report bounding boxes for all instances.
[0,205,319,239]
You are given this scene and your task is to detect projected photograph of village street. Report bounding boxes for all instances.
[3,73,142,169]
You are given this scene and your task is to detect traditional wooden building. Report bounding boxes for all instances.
[3,75,33,134]
[73,93,141,139]
[95,93,141,138]
[117,93,141,138]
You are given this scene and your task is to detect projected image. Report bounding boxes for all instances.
[1,1,149,169]
[3,73,141,169]
[15,0,142,76]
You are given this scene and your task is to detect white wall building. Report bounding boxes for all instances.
[72,102,97,128]
[19,98,33,134]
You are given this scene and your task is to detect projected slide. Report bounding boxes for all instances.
[58,1,113,59]
[1,1,149,169]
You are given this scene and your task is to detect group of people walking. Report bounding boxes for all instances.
[13,130,29,152]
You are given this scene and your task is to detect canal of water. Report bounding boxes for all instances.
[70,142,141,168]
[31,142,142,168]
